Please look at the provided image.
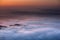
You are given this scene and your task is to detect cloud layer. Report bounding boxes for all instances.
[0,19,60,40]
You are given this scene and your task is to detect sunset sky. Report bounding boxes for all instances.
[0,0,60,19]
[0,0,59,6]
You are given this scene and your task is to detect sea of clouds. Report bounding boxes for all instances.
[0,17,60,40]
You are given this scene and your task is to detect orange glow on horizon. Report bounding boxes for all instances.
[0,0,58,7]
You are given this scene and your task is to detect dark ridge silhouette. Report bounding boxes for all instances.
[10,8,60,15]
[9,24,23,26]
[0,25,7,29]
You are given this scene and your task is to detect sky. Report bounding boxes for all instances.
[0,0,60,19]
[0,0,59,7]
